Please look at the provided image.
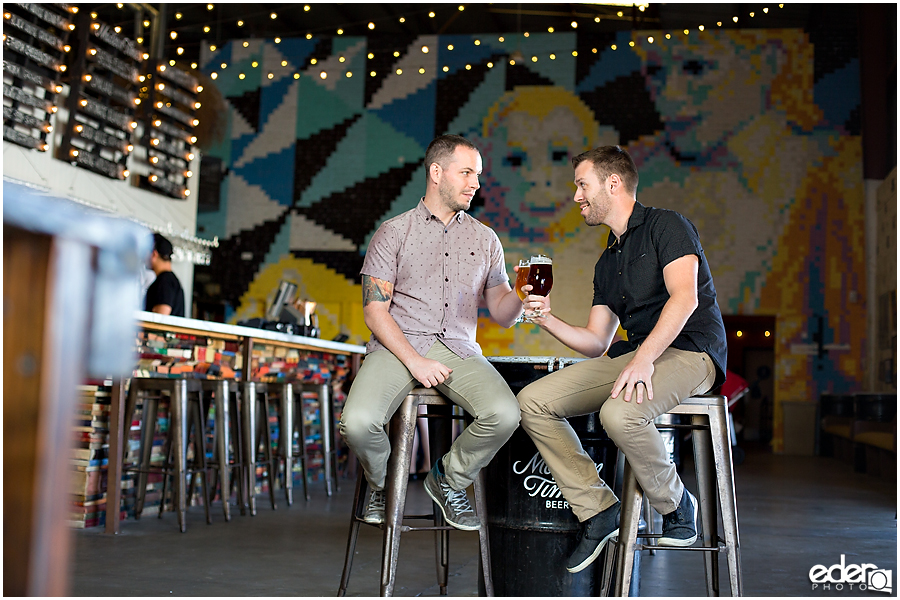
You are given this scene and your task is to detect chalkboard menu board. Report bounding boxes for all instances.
[55,8,145,179]
[137,60,199,199]
[2,3,73,152]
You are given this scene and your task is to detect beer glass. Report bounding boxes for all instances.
[514,259,531,323]
[526,254,553,319]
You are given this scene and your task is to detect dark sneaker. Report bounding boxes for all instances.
[658,488,698,547]
[566,501,620,573]
[362,488,385,525]
[424,463,481,531]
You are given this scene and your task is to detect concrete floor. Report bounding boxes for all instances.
[69,447,897,597]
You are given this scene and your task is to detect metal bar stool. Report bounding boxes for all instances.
[122,378,211,532]
[200,379,246,520]
[241,381,285,514]
[337,387,494,597]
[613,395,743,596]
[290,381,339,498]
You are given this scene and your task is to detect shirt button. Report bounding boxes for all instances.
[445,277,449,282]
[445,252,449,256]
[622,295,626,299]
[445,303,448,307]
[443,328,446,332]
[618,271,622,275]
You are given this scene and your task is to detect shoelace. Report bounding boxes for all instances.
[441,481,474,515]
[368,490,385,512]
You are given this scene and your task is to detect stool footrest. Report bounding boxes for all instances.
[634,543,726,553]
[400,525,462,533]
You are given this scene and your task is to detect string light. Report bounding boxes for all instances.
[548,27,554,33]
[368,22,375,29]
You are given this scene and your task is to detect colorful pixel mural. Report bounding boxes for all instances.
[197,28,865,451]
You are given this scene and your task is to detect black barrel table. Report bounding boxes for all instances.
[484,356,635,596]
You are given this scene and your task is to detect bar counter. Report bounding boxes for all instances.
[104,312,366,534]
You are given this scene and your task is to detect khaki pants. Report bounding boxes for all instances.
[340,341,520,491]
[517,347,716,522]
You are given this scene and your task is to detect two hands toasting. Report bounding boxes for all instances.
[514,254,553,323]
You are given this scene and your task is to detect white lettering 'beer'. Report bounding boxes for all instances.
[513,452,603,502]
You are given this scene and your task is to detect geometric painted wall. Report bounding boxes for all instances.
[197,28,865,452]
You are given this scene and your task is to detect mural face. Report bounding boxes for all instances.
[197,28,865,451]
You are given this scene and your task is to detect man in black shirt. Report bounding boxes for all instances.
[517,145,727,573]
[145,233,185,317]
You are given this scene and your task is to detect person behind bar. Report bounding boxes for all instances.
[517,145,727,573]
[145,233,185,317]
[339,134,523,530]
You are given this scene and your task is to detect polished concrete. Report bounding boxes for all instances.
[70,447,897,597]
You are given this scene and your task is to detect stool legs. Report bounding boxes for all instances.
[709,405,743,596]
[381,397,419,596]
[280,384,295,506]
[242,382,259,516]
[473,469,494,597]
[133,393,159,518]
[170,379,189,532]
[692,416,719,596]
[214,380,232,521]
[319,382,339,496]
[337,468,367,597]
[613,459,644,596]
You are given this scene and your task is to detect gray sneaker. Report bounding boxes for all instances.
[424,463,481,531]
[566,502,620,573]
[658,488,698,547]
[362,488,385,525]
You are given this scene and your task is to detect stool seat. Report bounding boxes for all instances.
[612,394,742,596]
[338,386,494,596]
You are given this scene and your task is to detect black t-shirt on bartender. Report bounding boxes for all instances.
[145,270,185,317]
[593,201,728,389]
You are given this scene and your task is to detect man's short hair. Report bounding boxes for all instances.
[423,134,478,182]
[572,145,639,195]
[153,233,174,261]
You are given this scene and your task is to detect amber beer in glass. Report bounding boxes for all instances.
[527,254,553,297]
[515,259,531,301]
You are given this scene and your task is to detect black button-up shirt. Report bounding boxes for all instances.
[593,201,727,388]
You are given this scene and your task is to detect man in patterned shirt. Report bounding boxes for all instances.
[340,135,524,530]
[518,145,727,573]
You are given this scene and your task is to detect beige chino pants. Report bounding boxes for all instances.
[340,341,521,492]
[517,347,716,522]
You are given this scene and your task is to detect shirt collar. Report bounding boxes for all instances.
[416,198,465,224]
[606,201,647,249]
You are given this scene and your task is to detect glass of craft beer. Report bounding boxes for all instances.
[514,259,531,323]
[526,254,553,319]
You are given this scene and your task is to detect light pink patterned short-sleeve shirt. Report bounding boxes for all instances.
[361,199,509,359]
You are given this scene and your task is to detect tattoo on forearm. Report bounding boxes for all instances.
[362,275,393,306]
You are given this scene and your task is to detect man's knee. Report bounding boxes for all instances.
[476,398,521,438]
[598,399,649,439]
[339,408,382,447]
[516,384,545,416]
